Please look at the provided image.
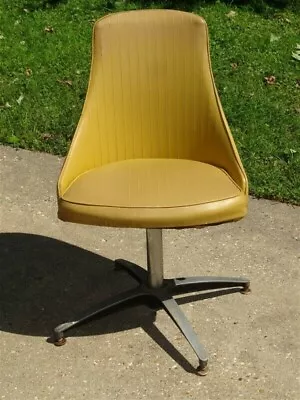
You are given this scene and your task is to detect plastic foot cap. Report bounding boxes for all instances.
[54,337,67,347]
[196,364,208,376]
[240,285,251,295]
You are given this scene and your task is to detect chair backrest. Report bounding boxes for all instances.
[58,10,247,196]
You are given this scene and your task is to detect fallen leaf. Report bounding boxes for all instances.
[264,75,276,85]
[292,44,300,61]
[231,63,238,69]
[23,8,29,13]
[42,133,52,140]
[25,68,32,77]
[270,34,280,43]
[16,94,24,105]
[44,26,54,33]
[226,11,237,18]
[57,79,73,87]
[296,79,300,88]
[0,34,4,40]
[0,102,12,109]
[292,52,300,61]
[285,18,291,23]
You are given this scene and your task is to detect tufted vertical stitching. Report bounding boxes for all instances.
[58,10,247,199]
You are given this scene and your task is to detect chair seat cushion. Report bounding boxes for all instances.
[58,159,247,228]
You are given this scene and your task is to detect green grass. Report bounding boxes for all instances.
[0,1,299,204]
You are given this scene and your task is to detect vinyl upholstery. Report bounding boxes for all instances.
[57,10,248,228]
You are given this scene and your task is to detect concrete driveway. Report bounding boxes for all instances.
[0,145,299,400]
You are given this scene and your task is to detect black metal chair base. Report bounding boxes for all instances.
[53,259,250,375]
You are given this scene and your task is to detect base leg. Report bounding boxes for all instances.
[115,259,148,283]
[53,286,145,345]
[173,276,250,294]
[160,296,208,375]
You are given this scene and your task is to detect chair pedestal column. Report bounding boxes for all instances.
[146,229,164,288]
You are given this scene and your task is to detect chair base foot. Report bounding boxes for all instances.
[196,363,209,376]
[54,337,67,347]
[52,260,250,374]
[240,282,251,294]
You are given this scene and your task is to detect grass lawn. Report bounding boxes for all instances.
[0,1,299,204]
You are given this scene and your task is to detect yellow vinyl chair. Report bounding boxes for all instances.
[54,10,250,375]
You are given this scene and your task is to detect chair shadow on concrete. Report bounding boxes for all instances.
[0,232,240,374]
